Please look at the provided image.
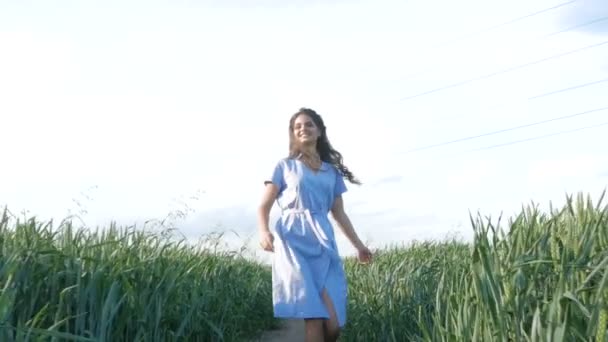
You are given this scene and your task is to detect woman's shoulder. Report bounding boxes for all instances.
[271,157,298,171]
[274,157,294,165]
[325,162,341,174]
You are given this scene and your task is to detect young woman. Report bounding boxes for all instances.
[258,107,372,342]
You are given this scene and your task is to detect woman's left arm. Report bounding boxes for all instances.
[330,195,365,250]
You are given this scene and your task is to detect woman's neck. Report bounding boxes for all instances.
[298,150,322,171]
[299,147,318,158]
[298,145,319,158]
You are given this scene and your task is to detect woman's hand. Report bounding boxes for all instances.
[356,245,373,264]
[259,230,275,252]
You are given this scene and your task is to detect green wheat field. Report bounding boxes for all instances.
[0,191,607,341]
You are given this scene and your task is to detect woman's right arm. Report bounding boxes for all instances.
[258,184,279,252]
[257,183,279,233]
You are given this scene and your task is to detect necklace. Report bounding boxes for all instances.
[298,153,322,171]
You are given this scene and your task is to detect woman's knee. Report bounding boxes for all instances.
[304,319,324,341]
[304,318,324,332]
[324,324,341,341]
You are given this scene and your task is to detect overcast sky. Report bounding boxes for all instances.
[1,0,607,262]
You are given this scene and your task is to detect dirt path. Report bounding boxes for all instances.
[252,319,304,342]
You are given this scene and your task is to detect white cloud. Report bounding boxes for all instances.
[445,159,499,192]
[0,31,77,96]
[527,154,606,186]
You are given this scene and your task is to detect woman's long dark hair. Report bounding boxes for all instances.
[288,107,361,185]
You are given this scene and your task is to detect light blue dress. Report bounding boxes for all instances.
[265,157,348,327]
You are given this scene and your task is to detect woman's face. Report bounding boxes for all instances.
[292,113,320,146]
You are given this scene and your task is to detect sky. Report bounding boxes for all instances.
[1,0,607,263]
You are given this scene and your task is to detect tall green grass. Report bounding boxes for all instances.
[3,190,607,341]
[0,209,277,341]
[343,191,608,341]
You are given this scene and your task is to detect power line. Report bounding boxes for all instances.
[470,120,608,152]
[398,16,608,82]
[527,78,608,101]
[428,0,576,49]
[399,39,608,101]
[403,106,608,153]
[541,16,608,39]
[400,119,608,163]
[377,3,607,180]
[483,77,608,112]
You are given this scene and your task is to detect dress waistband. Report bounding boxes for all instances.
[282,208,324,215]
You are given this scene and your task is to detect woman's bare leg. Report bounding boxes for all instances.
[321,288,341,342]
[305,318,324,342]
[304,287,342,341]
